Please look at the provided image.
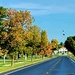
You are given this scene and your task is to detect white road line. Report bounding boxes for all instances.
[4,64,35,75]
[67,57,75,63]
[52,58,61,68]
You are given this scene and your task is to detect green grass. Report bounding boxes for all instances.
[67,54,75,60]
[0,56,50,73]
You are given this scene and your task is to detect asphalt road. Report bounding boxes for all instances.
[2,56,75,75]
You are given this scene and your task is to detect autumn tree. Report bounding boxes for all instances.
[30,25,41,56]
[25,25,41,60]
[0,6,8,64]
[51,39,58,50]
[0,6,7,49]
[40,30,48,58]
[0,6,7,31]
[46,42,52,57]
[0,7,51,65]
[2,8,33,66]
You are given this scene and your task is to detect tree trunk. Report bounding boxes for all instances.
[42,55,43,59]
[24,54,27,61]
[16,53,18,61]
[31,55,33,62]
[11,55,14,66]
[3,54,6,64]
[35,53,37,59]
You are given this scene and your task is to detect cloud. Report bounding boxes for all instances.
[4,3,75,15]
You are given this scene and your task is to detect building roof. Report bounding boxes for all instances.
[59,47,68,51]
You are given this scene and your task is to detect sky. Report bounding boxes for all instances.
[0,0,75,43]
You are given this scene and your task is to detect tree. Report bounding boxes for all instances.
[7,25,25,66]
[39,50,45,58]
[2,8,33,66]
[58,42,64,48]
[0,6,7,31]
[46,42,52,57]
[51,39,58,50]
[0,6,8,64]
[40,30,48,58]
[65,36,75,55]
[0,6,7,49]
[30,25,41,57]
[25,25,41,60]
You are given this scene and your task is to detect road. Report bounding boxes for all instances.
[2,56,75,75]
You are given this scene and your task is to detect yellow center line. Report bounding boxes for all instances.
[45,58,62,75]
[50,58,61,70]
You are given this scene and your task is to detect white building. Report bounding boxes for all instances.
[58,47,68,55]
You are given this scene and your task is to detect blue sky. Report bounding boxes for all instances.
[0,0,75,43]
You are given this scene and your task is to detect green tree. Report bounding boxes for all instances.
[65,36,75,55]
[58,42,64,48]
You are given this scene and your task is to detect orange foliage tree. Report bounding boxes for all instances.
[3,8,33,66]
[46,43,52,57]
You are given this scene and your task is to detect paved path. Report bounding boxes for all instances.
[2,56,75,75]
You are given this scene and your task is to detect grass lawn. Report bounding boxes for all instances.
[0,56,51,73]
